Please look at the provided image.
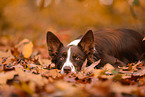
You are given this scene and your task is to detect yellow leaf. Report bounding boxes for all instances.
[21,82,34,95]
[22,41,33,58]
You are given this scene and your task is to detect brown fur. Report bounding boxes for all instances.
[91,29,145,67]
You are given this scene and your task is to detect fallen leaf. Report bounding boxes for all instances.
[22,41,33,58]
[0,71,18,84]
[45,84,55,93]
[93,69,103,77]
[14,81,34,95]
[15,67,48,86]
[85,80,112,97]
[111,82,138,94]
[15,39,30,48]
[84,59,101,74]
[103,63,115,74]
[42,69,61,79]
[81,58,87,71]
[0,50,14,58]
[133,67,145,76]
[54,80,86,97]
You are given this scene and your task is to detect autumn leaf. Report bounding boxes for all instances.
[15,39,30,48]
[14,81,34,95]
[15,67,48,86]
[36,0,51,8]
[111,82,138,94]
[42,69,61,79]
[103,63,115,74]
[54,80,86,97]
[0,50,14,58]
[133,66,145,76]
[22,41,33,58]
[83,59,101,74]
[0,38,145,97]
[85,80,112,97]
[0,71,18,84]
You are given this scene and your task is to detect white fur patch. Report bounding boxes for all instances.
[61,48,76,74]
[67,39,81,46]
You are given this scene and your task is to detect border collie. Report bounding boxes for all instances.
[46,29,145,74]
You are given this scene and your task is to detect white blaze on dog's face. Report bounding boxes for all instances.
[58,46,85,74]
[46,30,94,74]
[61,48,76,74]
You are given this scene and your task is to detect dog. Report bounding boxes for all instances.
[46,29,145,74]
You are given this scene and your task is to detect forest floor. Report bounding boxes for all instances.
[0,38,145,97]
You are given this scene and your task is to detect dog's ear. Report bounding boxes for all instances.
[78,30,94,55]
[46,31,63,58]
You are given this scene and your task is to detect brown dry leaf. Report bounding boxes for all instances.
[22,41,33,58]
[128,61,141,72]
[133,66,145,76]
[99,74,115,80]
[28,81,36,93]
[0,85,28,97]
[1,57,12,65]
[35,67,49,74]
[76,59,101,79]
[45,84,56,93]
[81,58,87,71]
[21,82,34,95]
[111,82,138,94]
[103,63,115,74]
[36,55,52,67]
[0,50,14,58]
[3,64,15,71]
[138,86,145,96]
[139,77,145,86]
[14,81,34,95]
[85,80,112,97]
[54,80,86,97]
[84,59,101,74]
[36,0,52,8]
[42,69,61,79]
[15,67,48,86]
[93,69,103,77]
[121,74,132,79]
[0,71,18,84]
[118,61,144,77]
[15,39,30,48]
[11,47,20,57]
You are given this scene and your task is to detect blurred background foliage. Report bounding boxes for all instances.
[0,0,145,46]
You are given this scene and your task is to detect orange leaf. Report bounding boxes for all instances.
[22,41,33,58]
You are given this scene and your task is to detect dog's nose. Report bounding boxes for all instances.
[63,66,71,73]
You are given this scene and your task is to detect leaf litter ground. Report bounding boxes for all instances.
[0,39,145,97]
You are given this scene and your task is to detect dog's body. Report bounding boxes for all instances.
[47,29,145,74]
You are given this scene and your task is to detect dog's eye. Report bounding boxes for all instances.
[60,57,65,60]
[75,57,80,61]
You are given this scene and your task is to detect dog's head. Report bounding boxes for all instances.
[46,30,94,74]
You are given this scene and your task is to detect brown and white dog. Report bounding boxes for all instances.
[46,29,145,74]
